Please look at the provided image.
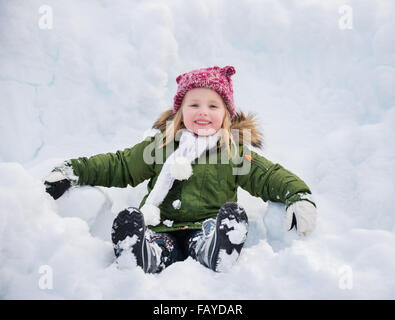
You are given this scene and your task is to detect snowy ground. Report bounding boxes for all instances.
[1,0,395,299]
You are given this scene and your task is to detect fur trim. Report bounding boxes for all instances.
[152,108,263,149]
[230,111,263,149]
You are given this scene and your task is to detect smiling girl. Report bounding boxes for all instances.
[44,66,317,274]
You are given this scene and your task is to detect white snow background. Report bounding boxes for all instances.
[1,0,395,299]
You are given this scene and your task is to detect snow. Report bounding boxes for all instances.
[172,199,181,210]
[1,0,395,299]
[216,249,240,273]
[44,171,66,183]
[115,236,138,270]
[221,218,248,245]
[163,220,174,228]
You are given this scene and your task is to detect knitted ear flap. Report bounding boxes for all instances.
[176,74,183,84]
[221,66,236,78]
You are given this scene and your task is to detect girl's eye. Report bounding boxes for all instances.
[189,104,217,108]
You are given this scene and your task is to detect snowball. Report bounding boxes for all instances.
[172,199,181,210]
[163,220,174,227]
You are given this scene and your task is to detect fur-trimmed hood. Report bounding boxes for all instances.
[151,108,263,149]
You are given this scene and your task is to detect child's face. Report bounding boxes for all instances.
[181,88,226,136]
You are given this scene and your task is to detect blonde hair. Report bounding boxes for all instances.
[161,106,238,160]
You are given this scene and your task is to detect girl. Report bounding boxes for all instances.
[44,66,317,273]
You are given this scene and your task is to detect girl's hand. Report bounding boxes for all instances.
[285,200,317,236]
[44,171,71,200]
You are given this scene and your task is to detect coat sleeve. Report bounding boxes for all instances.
[68,135,156,188]
[235,145,316,209]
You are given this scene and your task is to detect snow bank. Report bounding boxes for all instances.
[1,163,394,299]
[1,0,395,299]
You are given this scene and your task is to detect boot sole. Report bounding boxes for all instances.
[209,203,248,272]
[114,207,148,272]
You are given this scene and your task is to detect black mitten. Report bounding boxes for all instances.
[45,178,71,200]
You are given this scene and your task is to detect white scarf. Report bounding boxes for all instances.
[141,129,221,226]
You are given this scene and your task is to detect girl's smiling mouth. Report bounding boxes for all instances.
[194,119,211,126]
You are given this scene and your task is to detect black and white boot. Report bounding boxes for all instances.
[190,202,248,272]
[111,207,175,274]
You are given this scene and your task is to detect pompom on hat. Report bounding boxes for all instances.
[173,65,237,119]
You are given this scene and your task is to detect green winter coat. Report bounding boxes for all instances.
[69,111,315,233]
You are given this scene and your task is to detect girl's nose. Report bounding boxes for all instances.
[198,106,209,116]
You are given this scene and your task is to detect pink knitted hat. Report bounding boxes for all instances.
[173,65,237,119]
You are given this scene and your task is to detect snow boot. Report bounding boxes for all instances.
[188,202,248,272]
[111,207,176,273]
